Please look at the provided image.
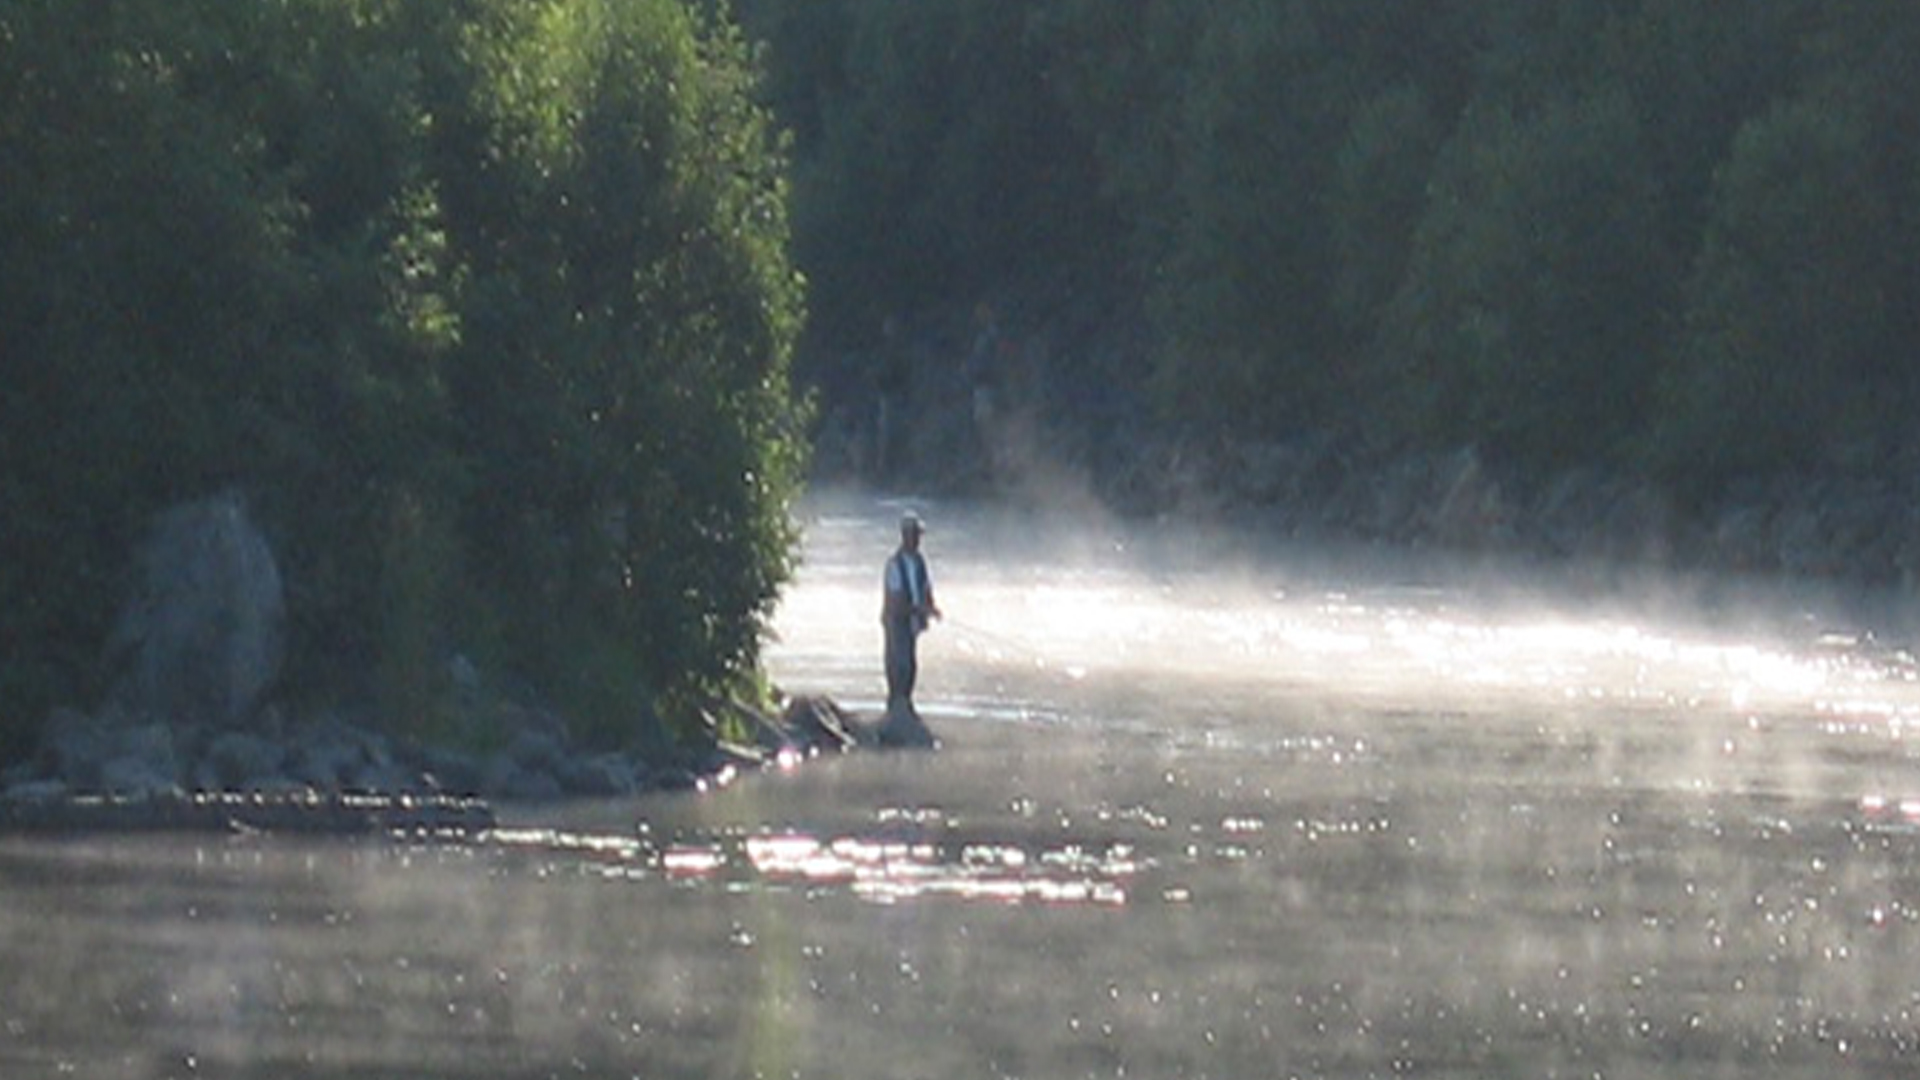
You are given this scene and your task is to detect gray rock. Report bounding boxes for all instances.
[104,492,285,728]
[781,695,858,752]
[876,700,938,750]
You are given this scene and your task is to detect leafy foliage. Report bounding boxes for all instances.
[0,0,805,758]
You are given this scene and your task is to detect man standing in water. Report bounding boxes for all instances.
[881,513,940,744]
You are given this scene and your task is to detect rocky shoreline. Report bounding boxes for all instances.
[0,491,928,836]
[0,695,936,836]
[0,789,498,837]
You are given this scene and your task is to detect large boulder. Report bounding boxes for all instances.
[104,492,285,728]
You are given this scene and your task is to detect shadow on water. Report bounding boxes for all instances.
[8,490,1920,1077]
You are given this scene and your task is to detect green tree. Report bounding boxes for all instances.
[1328,83,1443,352]
[443,0,807,738]
[776,0,1111,357]
[0,0,302,752]
[1592,0,1810,289]
[1116,0,1476,439]
[1656,92,1904,489]
[1031,0,1201,278]
[1377,91,1674,471]
[1147,0,1363,435]
[0,0,807,762]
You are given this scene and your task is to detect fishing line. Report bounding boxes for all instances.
[940,616,1089,682]
[941,616,1036,657]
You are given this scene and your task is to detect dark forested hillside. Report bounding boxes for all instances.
[740,0,1920,512]
[0,0,806,758]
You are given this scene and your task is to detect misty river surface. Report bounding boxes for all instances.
[9,494,1920,1079]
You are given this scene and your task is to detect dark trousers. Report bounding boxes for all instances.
[884,617,918,706]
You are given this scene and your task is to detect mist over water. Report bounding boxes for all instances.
[8,491,1920,1078]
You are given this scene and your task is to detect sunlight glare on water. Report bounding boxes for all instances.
[771,495,1920,750]
[10,491,1920,1078]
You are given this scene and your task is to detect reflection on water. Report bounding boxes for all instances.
[489,820,1136,907]
[7,493,1920,1078]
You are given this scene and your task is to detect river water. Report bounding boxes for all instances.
[7,493,1920,1079]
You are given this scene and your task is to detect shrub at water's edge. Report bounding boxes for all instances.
[0,0,807,766]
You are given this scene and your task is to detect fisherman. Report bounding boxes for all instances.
[882,512,940,714]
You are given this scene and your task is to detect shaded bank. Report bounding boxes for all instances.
[1116,438,1920,586]
[806,296,1920,592]
[0,696,931,834]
